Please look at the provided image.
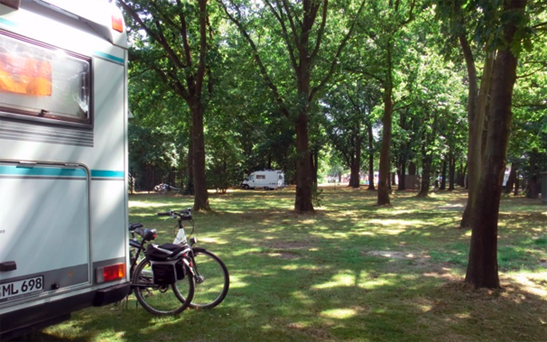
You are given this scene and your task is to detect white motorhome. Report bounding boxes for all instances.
[0,0,130,338]
[241,170,285,190]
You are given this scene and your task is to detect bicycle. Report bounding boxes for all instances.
[128,223,195,315]
[156,209,230,309]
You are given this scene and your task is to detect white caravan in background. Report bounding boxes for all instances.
[241,170,285,190]
[0,0,130,339]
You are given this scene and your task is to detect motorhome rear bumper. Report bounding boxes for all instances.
[0,282,130,340]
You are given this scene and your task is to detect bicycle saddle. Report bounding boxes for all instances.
[134,228,157,241]
[129,223,143,231]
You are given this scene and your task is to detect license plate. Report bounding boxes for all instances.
[0,276,44,302]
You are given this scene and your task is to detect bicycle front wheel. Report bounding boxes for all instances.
[188,247,230,309]
[133,257,195,315]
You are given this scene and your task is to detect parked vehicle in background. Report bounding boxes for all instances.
[154,183,180,194]
[0,0,130,339]
[241,170,285,190]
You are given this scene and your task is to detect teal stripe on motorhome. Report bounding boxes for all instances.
[0,166,123,178]
[0,165,87,177]
[0,17,17,27]
[94,51,124,64]
[91,170,124,178]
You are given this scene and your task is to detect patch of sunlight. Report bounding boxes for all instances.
[261,324,273,331]
[417,304,433,313]
[292,291,315,306]
[229,275,251,289]
[237,237,259,243]
[455,313,472,319]
[128,201,167,208]
[332,232,351,239]
[309,247,319,251]
[390,210,418,215]
[224,210,246,214]
[506,271,547,299]
[357,231,376,237]
[93,330,125,342]
[287,321,310,329]
[313,273,357,289]
[368,219,428,228]
[198,237,228,245]
[321,308,358,319]
[361,278,393,289]
[282,264,322,271]
[232,248,263,256]
[43,320,82,337]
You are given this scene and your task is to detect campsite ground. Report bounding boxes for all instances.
[22,186,547,341]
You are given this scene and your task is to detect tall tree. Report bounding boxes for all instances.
[219,0,365,212]
[465,0,529,289]
[351,0,417,205]
[434,0,497,228]
[119,0,211,211]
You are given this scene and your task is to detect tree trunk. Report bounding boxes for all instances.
[349,136,362,188]
[398,159,406,191]
[191,101,210,211]
[439,159,446,190]
[448,153,456,191]
[295,111,314,212]
[514,172,520,196]
[505,163,517,194]
[457,162,468,188]
[417,145,432,198]
[465,0,526,289]
[378,57,393,205]
[461,52,495,228]
[367,122,375,191]
[185,125,195,195]
[310,149,319,186]
[526,152,539,198]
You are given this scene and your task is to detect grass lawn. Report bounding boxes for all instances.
[20,187,547,341]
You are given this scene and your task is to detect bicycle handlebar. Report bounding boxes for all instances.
[157,209,192,220]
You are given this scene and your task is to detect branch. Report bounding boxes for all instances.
[150,64,190,101]
[218,0,290,117]
[309,0,366,101]
[119,0,186,70]
[195,0,208,95]
[400,0,416,26]
[309,0,328,61]
[517,66,547,78]
[281,0,302,51]
[176,0,194,67]
[264,0,298,70]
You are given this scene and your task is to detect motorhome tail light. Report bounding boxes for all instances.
[112,14,123,32]
[0,0,21,10]
[96,263,125,283]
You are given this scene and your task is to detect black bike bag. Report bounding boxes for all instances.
[145,243,188,261]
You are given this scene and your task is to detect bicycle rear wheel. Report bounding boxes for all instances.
[188,247,229,309]
[133,257,195,315]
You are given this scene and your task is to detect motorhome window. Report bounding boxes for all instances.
[256,175,265,180]
[0,34,91,125]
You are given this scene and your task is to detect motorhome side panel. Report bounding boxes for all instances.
[0,1,129,338]
[90,55,127,264]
